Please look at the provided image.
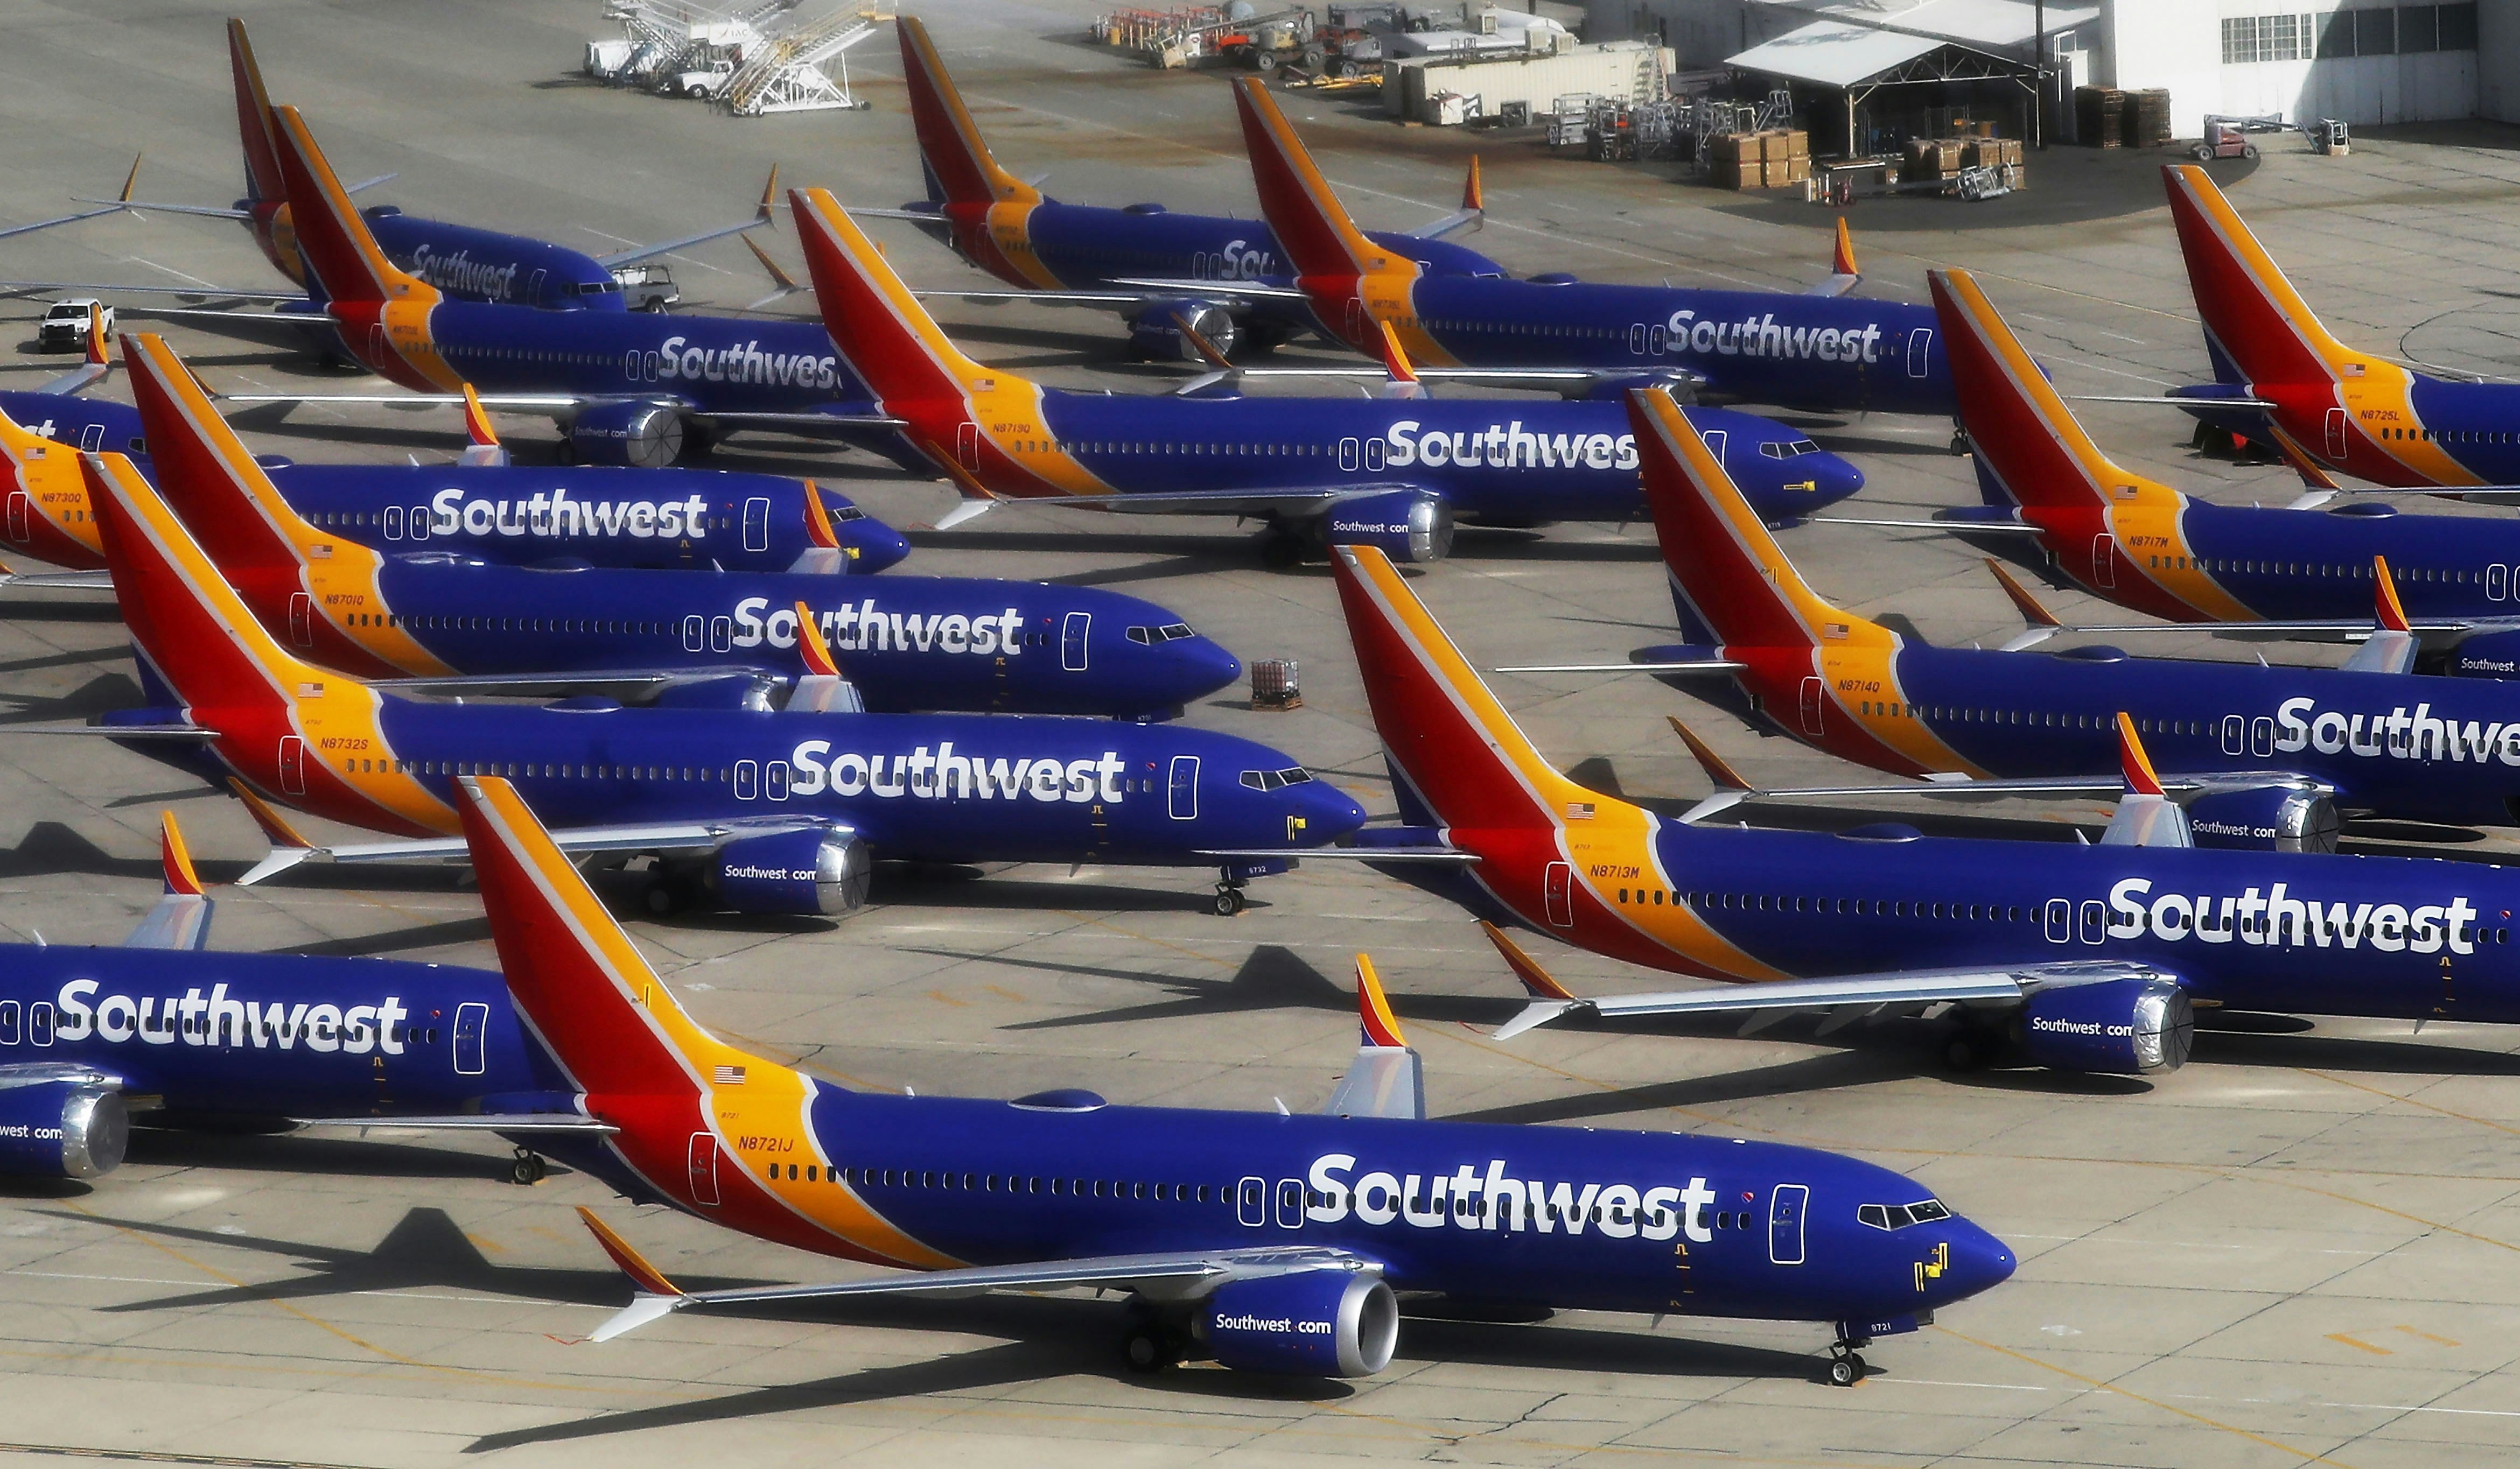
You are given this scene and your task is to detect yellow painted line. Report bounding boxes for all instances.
[926,989,968,1009]
[462,1231,507,1256]
[2297,1067,2520,1138]
[2396,1325,2461,1347]
[2327,1333,2392,1356]
[1939,1325,2363,1468]
[984,984,1025,1002]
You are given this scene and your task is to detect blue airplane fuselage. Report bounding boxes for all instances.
[0,947,554,1119]
[365,207,627,311]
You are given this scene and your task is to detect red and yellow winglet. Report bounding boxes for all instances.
[1461,155,1483,214]
[2373,554,2411,632]
[159,810,204,897]
[1479,920,1579,1003]
[1831,216,1858,279]
[1667,716,1752,793]
[227,776,315,852]
[577,1206,683,1298]
[1377,321,1420,386]
[460,384,498,452]
[84,305,110,370]
[794,600,842,677]
[1983,557,2062,630]
[743,233,801,295]
[2117,712,2165,797]
[1355,954,1408,1049]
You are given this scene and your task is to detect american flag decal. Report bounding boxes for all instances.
[713,1065,746,1086]
[296,682,324,698]
[1566,802,1595,820]
[1824,623,1849,639]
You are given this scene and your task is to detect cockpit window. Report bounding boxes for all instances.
[1858,1198,1947,1231]
[1127,623,1200,646]
[830,503,865,521]
[1760,439,1825,460]
[1238,767,1315,791]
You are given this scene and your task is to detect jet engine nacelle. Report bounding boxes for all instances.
[0,1078,127,1179]
[2182,786,2340,854]
[705,829,872,917]
[568,402,686,468]
[2447,630,2520,681]
[1199,1271,1398,1377]
[2013,979,2194,1076]
[1128,300,1238,361]
[1324,489,1453,564]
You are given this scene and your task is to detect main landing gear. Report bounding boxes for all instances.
[509,1147,548,1186]
[1119,1299,1189,1374]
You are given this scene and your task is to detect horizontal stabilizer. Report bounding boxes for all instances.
[239,816,845,885]
[291,1113,619,1133]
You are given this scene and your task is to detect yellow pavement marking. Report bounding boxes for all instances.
[2327,1333,2392,1356]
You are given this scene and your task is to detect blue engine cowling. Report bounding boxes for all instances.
[0,1076,128,1178]
[1324,489,1453,564]
[1127,300,1238,362]
[2183,786,2340,854]
[568,402,686,468]
[706,829,872,917]
[1200,1270,1398,1377]
[2014,979,2194,1075]
[2449,630,2520,680]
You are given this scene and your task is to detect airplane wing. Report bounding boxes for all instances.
[578,1203,1380,1343]
[1105,275,1314,302]
[291,1113,620,1133]
[1322,955,1424,1121]
[908,287,1152,308]
[37,305,114,395]
[1402,157,1484,242]
[123,811,212,952]
[116,305,339,353]
[1172,362,1705,400]
[363,668,783,701]
[208,390,905,434]
[0,280,302,301]
[227,782,847,886]
[1480,920,2170,1041]
[593,166,782,270]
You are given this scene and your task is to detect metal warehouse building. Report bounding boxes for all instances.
[1587,0,2516,142]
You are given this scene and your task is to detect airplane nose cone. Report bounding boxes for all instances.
[845,518,914,574]
[1177,637,1243,704]
[1933,1220,2018,1306]
[1300,781,1369,845]
[1809,453,1865,511]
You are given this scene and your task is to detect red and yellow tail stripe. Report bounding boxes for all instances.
[791,187,1110,500]
[456,776,959,1269]
[1934,270,2257,622]
[228,19,285,206]
[123,334,451,679]
[2162,166,2479,488]
[1335,546,1784,980]
[1229,79,1446,364]
[1831,217,1858,278]
[82,452,452,838]
[268,106,461,392]
[2374,555,2411,631]
[1630,389,1980,778]
[0,407,107,569]
[2116,712,2165,797]
[894,18,1059,289]
[794,598,843,676]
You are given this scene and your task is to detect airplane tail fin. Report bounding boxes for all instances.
[896,17,1039,209]
[458,384,508,467]
[120,333,320,576]
[1331,545,1592,835]
[2161,165,2354,388]
[1831,216,1858,279]
[1628,386,1881,651]
[1231,77,1383,280]
[268,105,433,308]
[790,186,996,404]
[120,809,215,952]
[228,19,285,207]
[1929,269,2176,514]
[452,775,744,1099]
[81,450,330,723]
[1375,321,1425,399]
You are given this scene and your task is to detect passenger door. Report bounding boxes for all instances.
[452,1002,488,1077]
[1062,612,1090,672]
[743,497,771,552]
[1167,755,1199,820]
[1768,1184,1808,1265]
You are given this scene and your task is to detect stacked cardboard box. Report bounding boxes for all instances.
[1706,129,1809,189]
[1902,136,1963,180]
[2076,86,2125,147]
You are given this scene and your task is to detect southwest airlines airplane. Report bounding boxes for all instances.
[788,186,1860,554]
[867,17,1497,360]
[0,812,598,1185]
[1330,453,2520,1076]
[1537,385,2520,841]
[31,20,767,315]
[0,384,908,577]
[1223,79,1949,414]
[233,102,895,466]
[118,332,1240,720]
[445,775,2011,1385]
[2162,165,2520,489]
[65,452,1362,916]
[1931,268,2520,674]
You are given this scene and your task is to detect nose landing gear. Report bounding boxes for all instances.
[1213,872,1248,916]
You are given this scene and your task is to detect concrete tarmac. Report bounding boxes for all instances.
[6,3,2520,1465]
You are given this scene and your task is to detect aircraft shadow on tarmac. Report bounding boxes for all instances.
[0,671,138,723]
